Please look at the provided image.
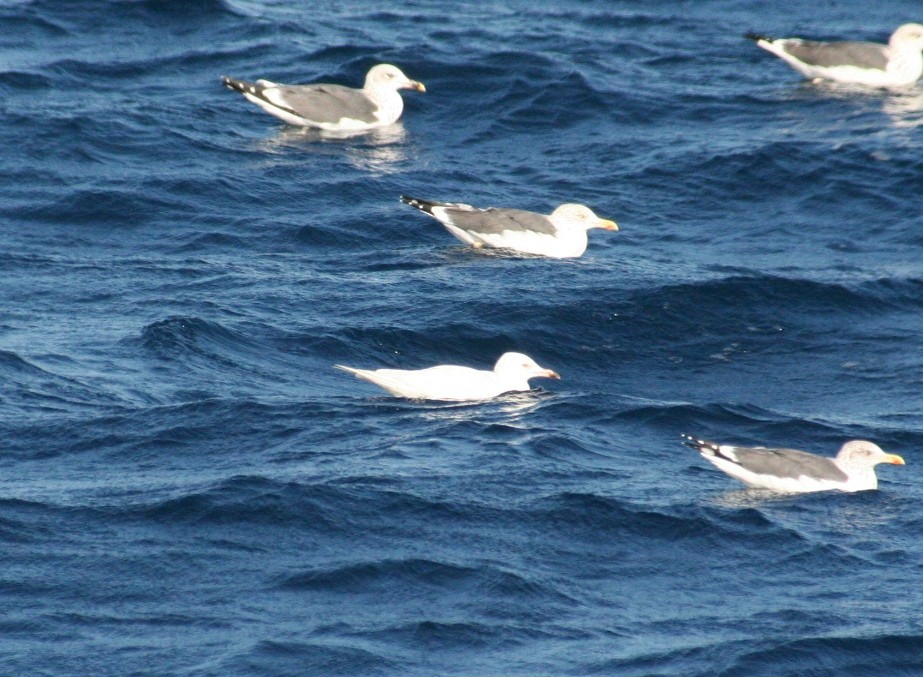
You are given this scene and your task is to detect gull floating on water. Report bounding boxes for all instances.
[682,435,905,493]
[400,196,618,258]
[747,23,923,87]
[221,64,425,130]
[336,352,560,401]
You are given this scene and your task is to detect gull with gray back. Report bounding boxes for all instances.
[683,435,905,493]
[400,196,618,258]
[747,23,923,87]
[221,63,425,130]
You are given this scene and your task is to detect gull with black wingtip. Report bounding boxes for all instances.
[682,435,905,493]
[400,195,618,259]
[747,23,923,87]
[221,63,425,130]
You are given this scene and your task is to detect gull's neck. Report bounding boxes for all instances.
[364,83,404,125]
[833,457,878,491]
[493,370,532,393]
[887,48,923,82]
[547,225,590,257]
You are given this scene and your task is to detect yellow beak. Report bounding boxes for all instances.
[598,219,618,231]
[408,81,426,92]
[885,454,906,465]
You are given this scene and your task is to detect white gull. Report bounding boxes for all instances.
[336,352,560,401]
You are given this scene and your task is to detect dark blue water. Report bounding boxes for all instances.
[3,0,923,674]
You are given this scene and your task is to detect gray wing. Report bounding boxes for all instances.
[781,39,889,70]
[270,83,379,124]
[728,447,848,482]
[448,207,557,236]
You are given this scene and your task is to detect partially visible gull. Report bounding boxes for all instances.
[221,63,425,130]
[682,435,905,493]
[400,196,618,258]
[747,23,923,87]
[336,352,560,401]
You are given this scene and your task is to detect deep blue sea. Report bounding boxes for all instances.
[3,0,923,675]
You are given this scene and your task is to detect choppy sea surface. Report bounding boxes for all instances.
[3,1,923,675]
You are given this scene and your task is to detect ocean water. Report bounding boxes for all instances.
[2,0,923,674]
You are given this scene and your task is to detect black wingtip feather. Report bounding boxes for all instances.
[221,75,250,93]
[681,434,719,454]
[745,32,773,43]
[400,195,437,213]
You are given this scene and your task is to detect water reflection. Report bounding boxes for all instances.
[819,492,906,532]
[410,389,553,425]
[881,88,923,128]
[709,487,800,510]
[783,80,923,130]
[709,486,903,531]
[253,123,410,173]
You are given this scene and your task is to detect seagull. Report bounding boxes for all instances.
[747,23,923,87]
[221,63,426,130]
[399,196,618,258]
[335,352,560,401]
[682,435,905,493]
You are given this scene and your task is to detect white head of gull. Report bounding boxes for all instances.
[336,352,560,401]
[682,435,905,493]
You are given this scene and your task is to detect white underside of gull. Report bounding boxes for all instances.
[338,364,530,401]
[443,224,588,258]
